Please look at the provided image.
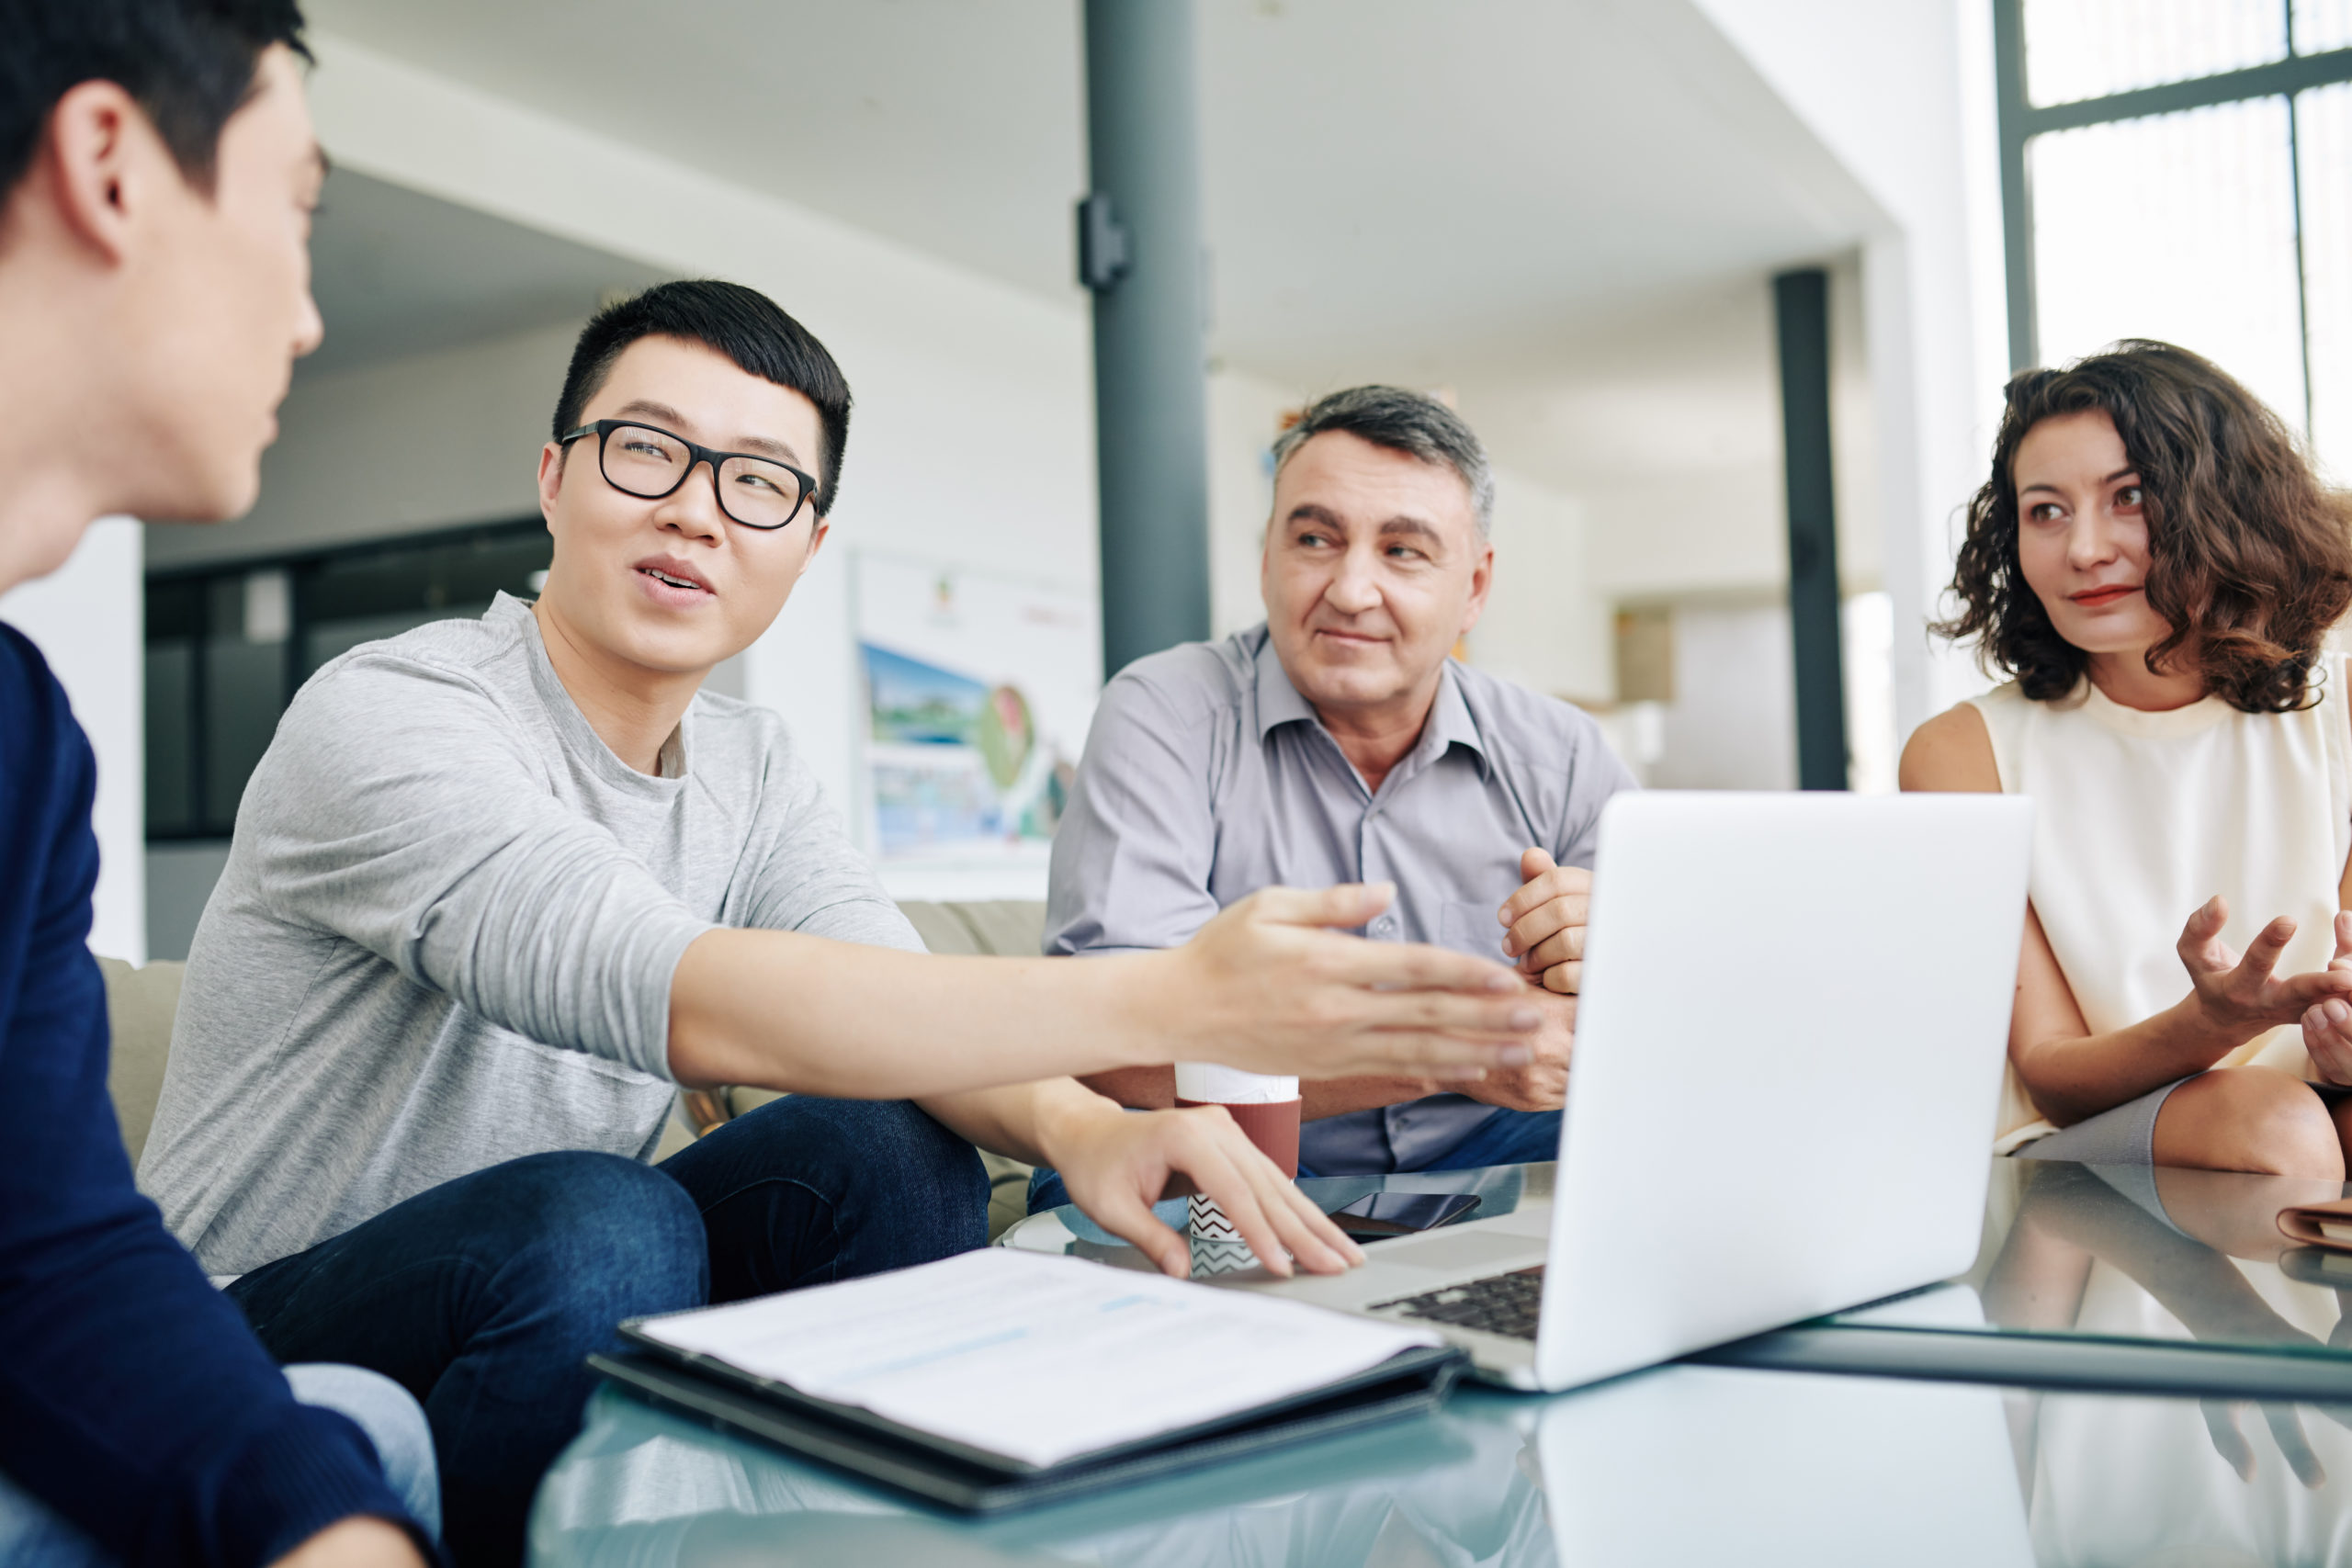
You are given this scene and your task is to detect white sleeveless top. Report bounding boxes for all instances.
[1966,655,2352,1149]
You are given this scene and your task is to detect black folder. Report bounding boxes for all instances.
[590,1326,1469,1514]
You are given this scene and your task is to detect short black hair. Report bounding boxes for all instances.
[1271,385,1495,537]
[554,280,854,516]
[0,0,310,198]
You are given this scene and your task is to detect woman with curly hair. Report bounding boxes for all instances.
[1904,340,2352,1179]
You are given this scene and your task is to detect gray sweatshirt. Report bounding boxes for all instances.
[141,594,921,1276]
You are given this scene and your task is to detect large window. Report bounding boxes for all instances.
[145,520,551,840]
[1994,0,2352,476]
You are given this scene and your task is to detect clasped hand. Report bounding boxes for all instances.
[1450,847,1585,1112]
[2294,908,2352,1084]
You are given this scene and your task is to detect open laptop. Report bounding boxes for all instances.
[1221,791,2033,1392]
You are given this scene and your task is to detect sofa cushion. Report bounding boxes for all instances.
[96,955,185,1167]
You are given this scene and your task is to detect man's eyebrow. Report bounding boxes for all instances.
[1283,502,1343,528]
[729,432,803,464]
[1376,516,1445,543]
[609,400,803,464]
[613,399,688,428]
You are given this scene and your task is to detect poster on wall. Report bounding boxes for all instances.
[854,553,1098,883]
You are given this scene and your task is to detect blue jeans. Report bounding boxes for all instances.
[0,1363,439,1566]
[1025,1106,1565,1213]
[226,1097,985,1568]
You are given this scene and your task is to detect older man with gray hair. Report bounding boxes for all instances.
[1035,386,1635,1201]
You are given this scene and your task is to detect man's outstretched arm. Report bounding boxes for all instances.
[667,882,1541,1098]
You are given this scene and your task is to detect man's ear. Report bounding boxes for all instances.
[537,442,567,528]
[796,519,831,579]
[1459,538,1496,637]
[40,81,163,265]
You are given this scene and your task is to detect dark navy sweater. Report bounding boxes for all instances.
[0,623,417,1566]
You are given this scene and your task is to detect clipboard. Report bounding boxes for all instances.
[590,1332,1469,1514]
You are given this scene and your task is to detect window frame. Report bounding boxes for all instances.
[1992,0,2352,426]
[144,516,551,841]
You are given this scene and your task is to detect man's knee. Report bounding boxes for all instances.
[482,1151,707,1324]
[724,1098,987,1245]
[287,1364,441,1537]
[2156,1067,2345,1180]
[741,1099,983,1200]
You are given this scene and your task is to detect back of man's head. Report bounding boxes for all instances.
[555,280,854,517]
[1271,386,1495,539]
[0,0,309,199]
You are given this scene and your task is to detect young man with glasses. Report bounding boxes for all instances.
[140,281,1540,1566]
[0,4,441,1567]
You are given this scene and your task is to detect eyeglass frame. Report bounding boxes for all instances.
[556,418,820,532]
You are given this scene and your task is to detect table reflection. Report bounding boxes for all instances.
[536,1361,2055,1567]
[1965,1158,2352,1559]
[530,1383,1553,1568]
[529,1155,2352,1566]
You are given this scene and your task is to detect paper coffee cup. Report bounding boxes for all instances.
[1175,1064,1302,1241]
[1172,1064,1301,1178]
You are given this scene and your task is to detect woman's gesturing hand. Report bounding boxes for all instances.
[2179,897,2352,1046]
[1045,1100,1365,1280]
[1168,883,1541,1083]
[2301,912,2352,1084]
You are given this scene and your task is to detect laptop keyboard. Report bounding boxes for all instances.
[1371,1265,1547,1341]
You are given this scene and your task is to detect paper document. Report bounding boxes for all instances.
[638,1247,1440,1469]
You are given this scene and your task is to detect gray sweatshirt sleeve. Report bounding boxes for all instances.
[241,653,711,1079]
[729,720,927,955]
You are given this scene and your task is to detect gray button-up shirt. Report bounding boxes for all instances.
[1046,624,1636,1174]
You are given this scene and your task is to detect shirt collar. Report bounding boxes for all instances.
[1250,626,1493,780]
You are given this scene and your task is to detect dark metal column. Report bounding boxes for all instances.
[1078,0,1211,680]
[1773,267,1849,791]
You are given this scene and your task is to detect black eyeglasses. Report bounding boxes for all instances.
[558,419,819,531]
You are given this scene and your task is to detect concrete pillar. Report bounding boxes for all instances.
[1078,0,1212,679]
[1774,267,1849,790]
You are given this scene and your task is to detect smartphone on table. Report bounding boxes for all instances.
[1329,1191,1483,1239]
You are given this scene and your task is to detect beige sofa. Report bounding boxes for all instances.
[96,898,1051,1243]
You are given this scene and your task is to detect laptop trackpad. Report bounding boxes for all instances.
[1387,1229,1544,1273]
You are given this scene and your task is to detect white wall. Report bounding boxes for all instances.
[145,323,575,571]
[1650,600,1799,791]
[1690,0,2007,738]
[1205,367,1295,640]
[0,518,144,961]
[1476,468,1611,705]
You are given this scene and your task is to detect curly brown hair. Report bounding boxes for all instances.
[1936,340,2352,712]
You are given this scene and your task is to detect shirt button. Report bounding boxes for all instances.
[1373,916,1396,936]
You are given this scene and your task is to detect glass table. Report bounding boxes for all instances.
[527,1156,2352,1564]
[1707,1156,2352,1403]
[532,1351,2352,1565]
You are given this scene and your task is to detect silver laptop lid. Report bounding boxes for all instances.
[1536,791,2031,1390]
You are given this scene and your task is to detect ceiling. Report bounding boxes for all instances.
[298,0,1884,406]
[301,167,670,380]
